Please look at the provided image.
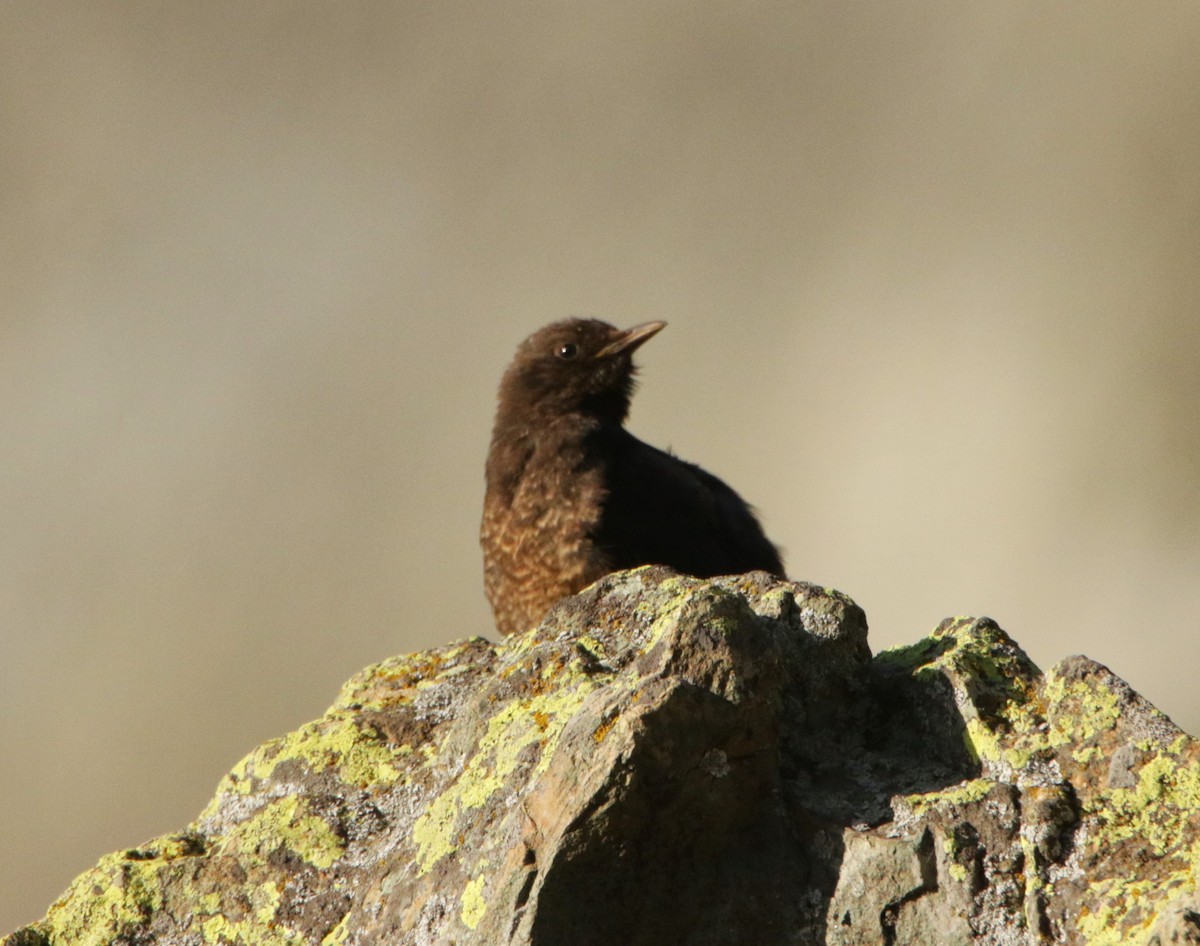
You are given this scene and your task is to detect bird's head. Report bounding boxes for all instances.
[496,318,666,427]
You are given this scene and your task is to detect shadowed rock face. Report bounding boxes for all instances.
[5,568,1199,946]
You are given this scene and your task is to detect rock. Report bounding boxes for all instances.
[5,567,1198,945]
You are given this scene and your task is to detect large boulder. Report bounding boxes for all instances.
[6,567,1198,945]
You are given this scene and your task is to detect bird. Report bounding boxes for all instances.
[480,318,784,637]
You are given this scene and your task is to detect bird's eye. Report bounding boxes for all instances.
[555,343,578,360]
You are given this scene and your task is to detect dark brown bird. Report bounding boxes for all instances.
[481,318,784,636]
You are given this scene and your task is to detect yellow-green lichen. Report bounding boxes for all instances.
[201,753,259,809]
[756,586,797,616]
[940,833,971,883]
[264,715,402,786]
[213,796,345,870]
[200,713,402,822]
[321,913,352,946]
[878,619,1039,730]
[197,911,296,946]
[193,883,289,946]
[461,874,488,930]
[873,635,947,672]
[1073,744,1101,766]
[902,777,994,818]
[198,891,221,913]
[880,621,1044,776]
[1071,735,1200,944]
[201,914,239,943]
[331,640,488,711]
[1043,670,1122,750]
[411,687,592,869]
[962,716,1033,772]
[253,882,282,925]
[1094,745,1200,855]
[1076,876,1182,946]
[43,851,167,946]
[338,738,405,787]
[636,578,718,648]
[411,668,600,874]
[575,635,607,659]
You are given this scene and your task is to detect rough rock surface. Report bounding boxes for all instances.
[6,567,1200,946]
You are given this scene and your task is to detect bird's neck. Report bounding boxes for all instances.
[486,410,612,505]
[490,409,602,452]
[492,389,630,438]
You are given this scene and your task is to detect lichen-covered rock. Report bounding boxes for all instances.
[4,568,1198,946]
[848,618,1200,946]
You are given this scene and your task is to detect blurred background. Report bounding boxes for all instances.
[3,0,1199,931]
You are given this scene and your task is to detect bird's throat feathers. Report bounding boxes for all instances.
[494,364,637,429]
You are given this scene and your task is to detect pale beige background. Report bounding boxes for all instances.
[3,1,1199,931]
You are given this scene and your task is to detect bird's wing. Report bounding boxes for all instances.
[588,427,784,578]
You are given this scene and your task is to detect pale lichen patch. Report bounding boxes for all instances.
[202,712,403,816]
[40,835,200,946]
[461,874,488,929]
[897,777,994,819]
[197,912,296,946]
[213,796,345,870]
[320,913,352,946]
[1042,669,1122,749]
[411,671,599,874]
